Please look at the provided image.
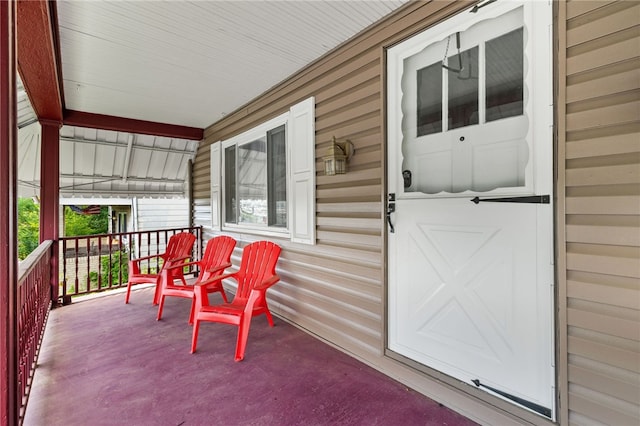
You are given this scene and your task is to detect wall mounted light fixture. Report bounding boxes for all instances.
[323,136,354,176]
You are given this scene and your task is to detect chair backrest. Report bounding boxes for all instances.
[163,232,196,265]
[198,235,236,281]
[234,241,281,300]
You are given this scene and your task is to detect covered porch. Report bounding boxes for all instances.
[23,287,475,426]
[3,1,640,425]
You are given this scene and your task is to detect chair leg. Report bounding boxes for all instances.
[125,282,132,304]
[219,287,229,303]
[156,295,165,321]
[264,309,274,327]
[188,297,195,325]
[152,281,161,305]
[234,314,253,362]
[190,320,200,354]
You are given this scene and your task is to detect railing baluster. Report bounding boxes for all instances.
[97,236,103,290]
[117,237,123,287]
[74,238,79,295]
[62,239,68,304]
[109,236,113,289]
[85,236,90,294]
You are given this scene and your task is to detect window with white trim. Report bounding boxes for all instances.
[210,97,316,244]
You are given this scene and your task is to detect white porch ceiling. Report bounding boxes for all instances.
[18,0,410,199]
[56,0,409,128]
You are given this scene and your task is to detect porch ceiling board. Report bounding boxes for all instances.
[55,0,409,129]
[18,0,410,199]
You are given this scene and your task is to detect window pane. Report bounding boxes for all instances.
[224,145,237,224]
[447,46,478,130]
[267,125,287,227]
[416,62,442,137]
[238,137,267,225]
[486,28,523,122]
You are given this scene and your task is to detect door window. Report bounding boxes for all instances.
[399,6,530,195]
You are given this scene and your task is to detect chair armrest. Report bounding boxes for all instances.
[206,262,232,274]
[128,254,160,275]
[165,258,199,271]
[192,272,235,309]
[166,254,191,263]
[244,275,280,316]
[195,272,236,289]
[163,255,192,270]
[253,274,280,292]
[129,253,160,264]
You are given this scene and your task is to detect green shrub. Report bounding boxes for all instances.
[89,251,129,287]
[17,198,40,260]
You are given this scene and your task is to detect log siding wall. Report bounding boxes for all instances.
[192,1,640,424]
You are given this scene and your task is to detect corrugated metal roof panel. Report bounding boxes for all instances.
[19,123,198,198]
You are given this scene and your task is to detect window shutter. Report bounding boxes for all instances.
[288,97,316,245]
[210,142,221,231]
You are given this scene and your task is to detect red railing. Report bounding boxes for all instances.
[17,240,53,420]
[58,226,203,303]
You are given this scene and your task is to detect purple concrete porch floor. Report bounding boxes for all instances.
[24,287,477,426]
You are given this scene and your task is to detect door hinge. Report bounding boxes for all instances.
[472,379,552,418]
[471,195,550,204]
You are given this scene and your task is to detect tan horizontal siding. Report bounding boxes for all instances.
[566,122,640,159]
[566,60,640,104]
[562,0,640,423]
[567,243,640,278]
[566,193,640,215]
[568,308,639,341]
[566,0,615,20]
[568,386,640,426]
[566,216,640,246]
[567,271,640,310]
[568,334,639,373]
[569,360,640,405]
[566,1,639,47]
[566,28,639,76]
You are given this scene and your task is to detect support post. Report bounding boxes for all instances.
[39,120,61,305]
[0,1,18,424]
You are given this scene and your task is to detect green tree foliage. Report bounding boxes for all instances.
[64,206,109,236]
[89,251,129,288]
[17,198,40,260]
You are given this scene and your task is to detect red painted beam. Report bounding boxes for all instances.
[16,0,63,122]
[63,109,204,141]
[0,1,19,424]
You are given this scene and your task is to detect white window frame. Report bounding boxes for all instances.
[210,97,316,244]
[222,113,289,237]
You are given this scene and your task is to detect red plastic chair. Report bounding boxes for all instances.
[124,232,196,305]
[156,235,236,323]
[190,240,282,361]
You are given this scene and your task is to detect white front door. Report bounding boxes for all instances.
[387,1,554,418]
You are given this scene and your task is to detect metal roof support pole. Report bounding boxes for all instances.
[0,1,18,424]
[39,121,61,306]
